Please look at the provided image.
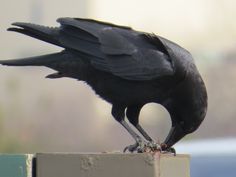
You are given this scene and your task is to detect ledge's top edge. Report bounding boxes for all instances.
[35,152,190,158]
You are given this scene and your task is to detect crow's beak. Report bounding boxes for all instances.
[162,124,186,150]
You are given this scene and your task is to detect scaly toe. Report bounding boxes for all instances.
[123,140,146,153]
[123,143,139,153]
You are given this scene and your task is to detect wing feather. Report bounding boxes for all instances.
[57,18,174,80]
[6,17,175,80]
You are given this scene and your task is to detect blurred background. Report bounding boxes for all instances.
[1,0,236,176]
[0,0,236,170]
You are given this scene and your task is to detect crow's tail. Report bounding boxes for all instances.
[0,52,64,66]
[0,51,86,79]
[7,22,61,47]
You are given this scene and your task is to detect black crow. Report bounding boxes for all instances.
[0,18,208,153]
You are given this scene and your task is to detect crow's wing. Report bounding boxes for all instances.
[98,29,174,80]
[58,18,174,80]
[8,18,175,80]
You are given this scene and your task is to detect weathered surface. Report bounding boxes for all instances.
[36,153,190,177]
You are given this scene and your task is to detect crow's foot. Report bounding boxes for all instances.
[123,139,146,153]
[123,141,162,153]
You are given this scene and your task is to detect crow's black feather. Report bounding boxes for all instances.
[0,17,208,151]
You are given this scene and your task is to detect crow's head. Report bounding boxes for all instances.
[162,68,208,150]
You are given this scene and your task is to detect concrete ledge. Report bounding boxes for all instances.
[36,153,190,177]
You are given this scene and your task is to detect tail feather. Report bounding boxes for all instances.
[0,52,64,66]
[8,22,61,47]
[0,51,87,79]
[7,21,103,58]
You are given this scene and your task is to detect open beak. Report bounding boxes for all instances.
[162,124,186,150]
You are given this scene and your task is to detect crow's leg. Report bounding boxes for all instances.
[126,105,161,151]
[126,104,153,141]
[112,104,146,153]
[135,123,153,142]
[120,120,147,152]
[135,124,160,150]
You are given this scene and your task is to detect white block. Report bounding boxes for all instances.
[36,153,190,177]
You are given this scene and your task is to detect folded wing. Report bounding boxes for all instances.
[7,18,175,80]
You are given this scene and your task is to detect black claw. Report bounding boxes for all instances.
[123,140,146,153]
[123,142,139,153]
